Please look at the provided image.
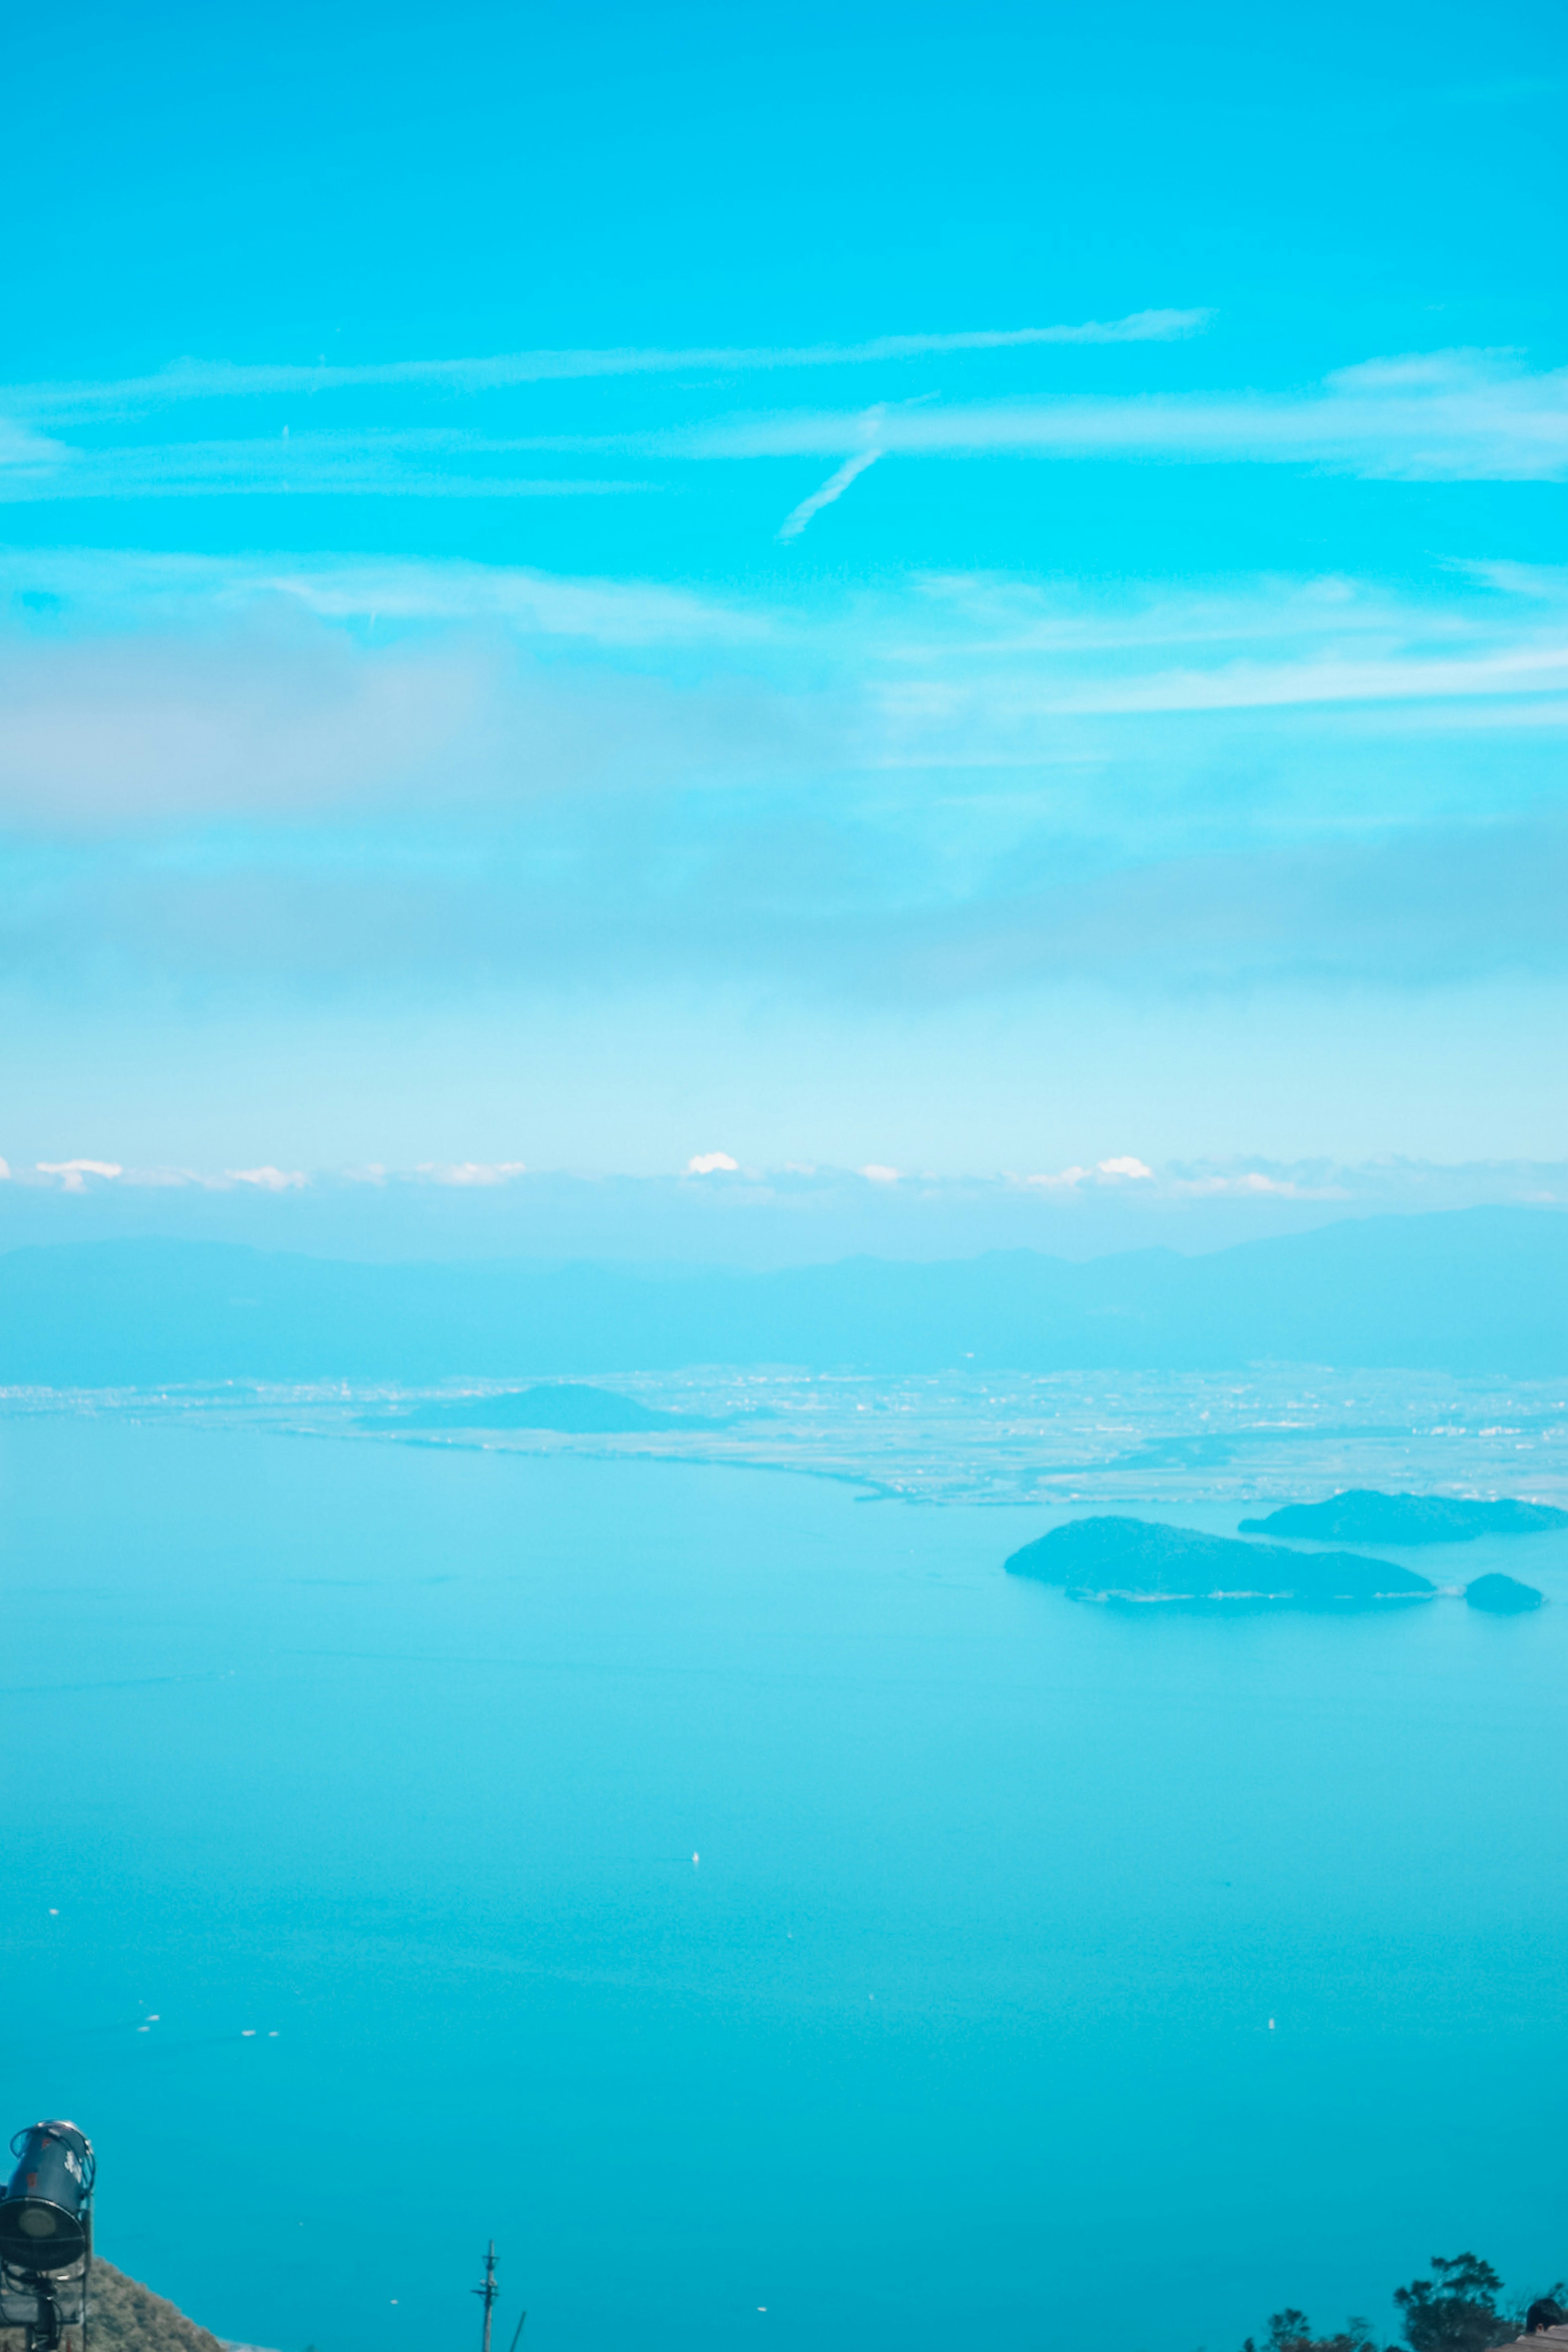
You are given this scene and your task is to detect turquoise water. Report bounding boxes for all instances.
[1,1418,1565,2352]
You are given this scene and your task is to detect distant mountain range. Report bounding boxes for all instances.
[2,1204,1567,1383]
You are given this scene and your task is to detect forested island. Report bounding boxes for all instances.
[1006,1518,1547,1611]
[1239,1490,1568,1543]
[1005,1517,1435,1605]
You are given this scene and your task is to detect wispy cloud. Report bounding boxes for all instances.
[0,419,69,473]
[0,427,654,504]
[866,569,1568,746]
[0,546,766,648]
[777,447,885,540]
[3,310,1212,421]
[6,350,1563,507]
[875,632,1568,724]
[684,352,1568,482]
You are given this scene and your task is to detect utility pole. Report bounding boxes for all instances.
[473,2243,498,2352]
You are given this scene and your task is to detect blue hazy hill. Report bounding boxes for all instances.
[367,1383,732,1433]
[2,1205,1568,1383]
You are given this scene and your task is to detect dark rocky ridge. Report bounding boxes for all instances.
[1006,1516,1436,1604]
[1239,1490,1568,1543]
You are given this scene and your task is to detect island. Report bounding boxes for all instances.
[1004,1516,1436,1605]
[1464,1572,1545,1613]
[1237,1490,1568,1544]
[365,1382,732,1434]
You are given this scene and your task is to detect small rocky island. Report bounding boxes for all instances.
[1238,1490,1568,1544]
[1005,1516,1436,1606]
[368,1382,731,1433]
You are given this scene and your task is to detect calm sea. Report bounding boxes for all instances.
[1,1416,1564,2352]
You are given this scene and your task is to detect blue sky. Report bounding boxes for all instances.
[2,0,1565,1238]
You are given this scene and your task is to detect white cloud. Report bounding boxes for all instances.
[1018,1157,1154,1189]
[415,1161,528,1186]
[688,1152,739,1173]
[36,1159,123,1190]
[861,1164,901,1182]
[226,1165,308,1190]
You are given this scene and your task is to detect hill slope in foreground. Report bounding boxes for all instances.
[0,2263,227,2352]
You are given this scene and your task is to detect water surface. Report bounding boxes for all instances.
[1,1418,1564,2352]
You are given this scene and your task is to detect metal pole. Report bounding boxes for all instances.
[474,2242,498,2352]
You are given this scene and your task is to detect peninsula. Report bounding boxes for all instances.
[1005,1516,1436,1605]
[1238,1490,1568,1544]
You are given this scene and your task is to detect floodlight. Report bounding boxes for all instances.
[0,2123,95,2273]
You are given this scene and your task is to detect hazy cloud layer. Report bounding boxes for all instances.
[1,549,1565,1008]
[33,1151,1555,1210]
